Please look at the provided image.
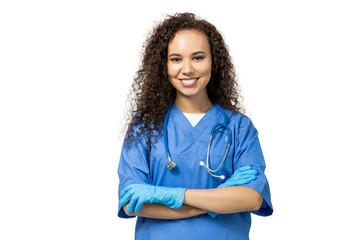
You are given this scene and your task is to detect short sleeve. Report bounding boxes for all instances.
[117,125,151,218]
[233,116,273,216]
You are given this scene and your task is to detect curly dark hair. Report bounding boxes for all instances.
[120,12,247,151]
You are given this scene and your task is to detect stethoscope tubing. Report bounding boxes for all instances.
[164,101,232,179]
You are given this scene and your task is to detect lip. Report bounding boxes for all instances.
[179,77,199,87]
[180,77,198,80]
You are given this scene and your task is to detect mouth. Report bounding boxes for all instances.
[179,77,200,87]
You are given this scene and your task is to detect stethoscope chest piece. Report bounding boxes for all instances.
[167,160,176,170]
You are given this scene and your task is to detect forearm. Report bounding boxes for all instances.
[184,186,263,214]
[123,203,207,219]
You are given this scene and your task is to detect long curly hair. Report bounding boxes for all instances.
[120,12,247,151]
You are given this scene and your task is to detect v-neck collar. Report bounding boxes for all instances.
[167,103,223,156]
[182,112,206,127]
[173,103,217,130]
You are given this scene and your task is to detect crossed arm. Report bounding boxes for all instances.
[123,186,263,219]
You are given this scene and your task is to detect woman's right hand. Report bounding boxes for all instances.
[120,183,186,214]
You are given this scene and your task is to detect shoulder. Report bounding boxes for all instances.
[221,108,259,140]
[222,108,253,128]
[221,109,261,151]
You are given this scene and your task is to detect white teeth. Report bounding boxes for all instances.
[181,78,198,85]
[183,79,196,84]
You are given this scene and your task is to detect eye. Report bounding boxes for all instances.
[170,58,181,62]
[193,56,204,61]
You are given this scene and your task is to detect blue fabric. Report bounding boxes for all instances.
[117,103,273,239]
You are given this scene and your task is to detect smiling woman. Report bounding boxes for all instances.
[120,13,246,145]
[117,12,273,240]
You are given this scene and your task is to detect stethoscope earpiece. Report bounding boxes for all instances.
[199,161,226,180]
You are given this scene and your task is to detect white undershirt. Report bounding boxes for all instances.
[183,112,206,127]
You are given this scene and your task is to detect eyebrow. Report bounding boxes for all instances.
[168,51,206,57]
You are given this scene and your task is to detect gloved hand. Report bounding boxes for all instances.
[120,183,186,214]
[207,165,258,218]
[218,165,258,188]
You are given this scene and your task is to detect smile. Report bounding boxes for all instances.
[180,77,200,87]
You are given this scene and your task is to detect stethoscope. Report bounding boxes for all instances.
[163,102,232,180]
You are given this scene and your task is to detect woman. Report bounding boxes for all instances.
[117,12,273,240]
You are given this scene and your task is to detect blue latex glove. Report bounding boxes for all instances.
[120,183,186,214]
[207,165,258,218]
[218,166,258,188]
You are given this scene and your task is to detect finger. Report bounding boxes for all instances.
[237,165,251,172]
[134,196,146,214]
[120,188,130,198]
[239,175,257,184]
[238,169,258,177]
[127,194,139,213]
[120,190,134,207]
[245,174,257,181]
[246,169,258,175]
[229,174,257,186]
[233,169,258,178]
[120,184,136,198]
[231,167,254,179]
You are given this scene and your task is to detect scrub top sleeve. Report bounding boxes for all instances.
[117,128,151,218]
[233,116,273,216]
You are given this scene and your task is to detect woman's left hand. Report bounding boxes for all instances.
[207,165,258,218]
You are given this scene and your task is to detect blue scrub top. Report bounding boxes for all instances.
[117,103,273,240]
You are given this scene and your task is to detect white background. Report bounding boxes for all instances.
[1,0,359,239]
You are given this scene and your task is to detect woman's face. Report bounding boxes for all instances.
[167,29,212,100]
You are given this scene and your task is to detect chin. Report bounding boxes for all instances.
[177,90,200,98]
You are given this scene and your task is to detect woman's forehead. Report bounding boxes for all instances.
[168,29,210,54]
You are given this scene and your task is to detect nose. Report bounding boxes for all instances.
[182,59,194,75]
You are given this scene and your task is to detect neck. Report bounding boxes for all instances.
[174,92,213,114]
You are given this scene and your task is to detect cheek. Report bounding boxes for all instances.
[197,62,212,75]
[167,63,181,77]
[197,58,211,75]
